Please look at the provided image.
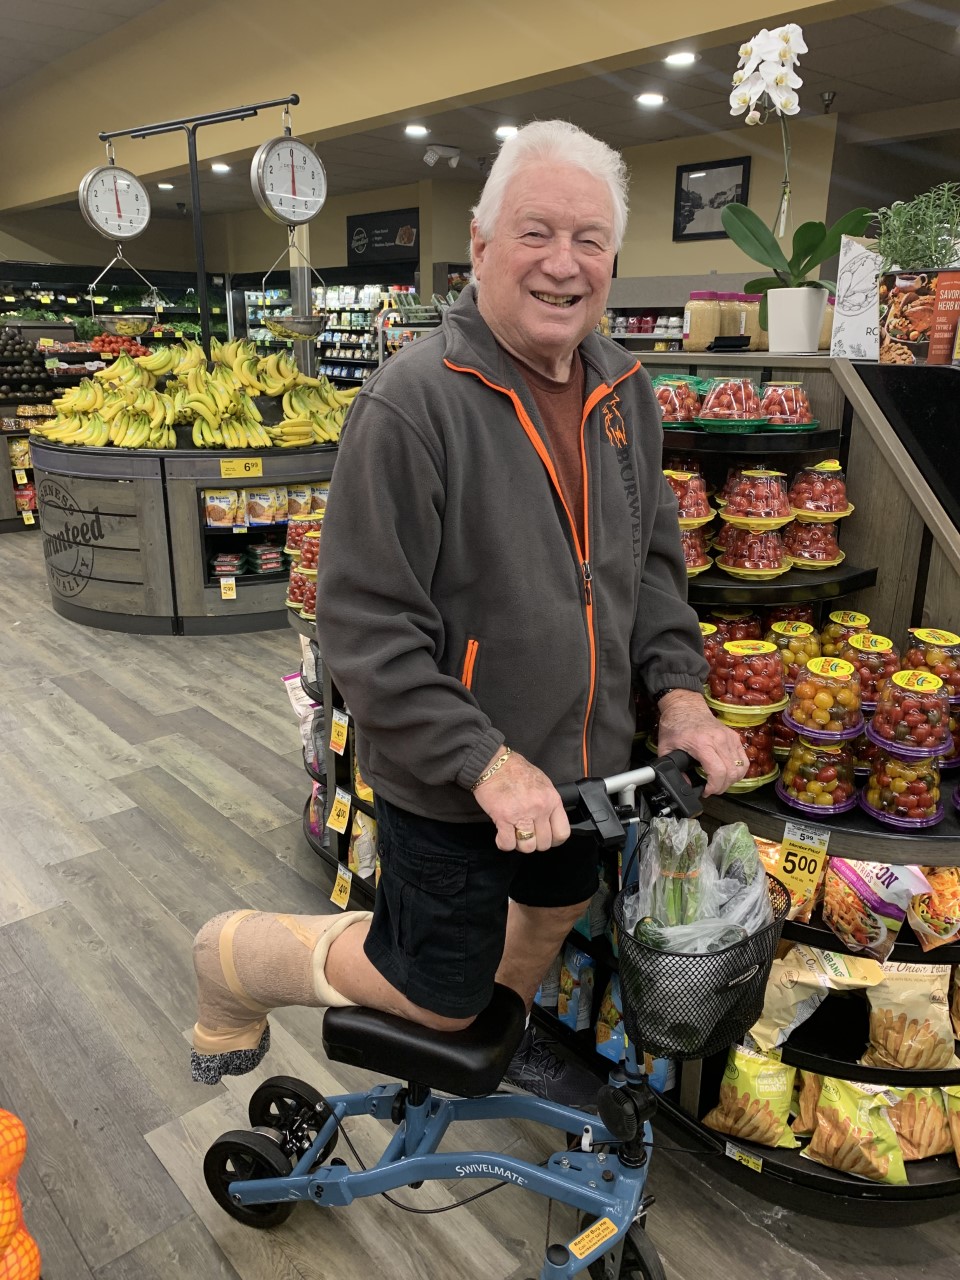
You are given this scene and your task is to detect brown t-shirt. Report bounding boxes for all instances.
[512,353,586,550]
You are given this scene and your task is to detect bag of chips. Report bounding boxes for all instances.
[557,944,595,1032]
[952,968,960,1039]
[804,1077,907,1184]
[347,810,377,878]
[702,1045,798,1149]
[791,1070,822,1137]
[822,860,930,961]
[748,944,883,1053]
[861,963,958,1071]
[907,867,960,952]
[944,1086,960,1167]
[595,975,626,1064]
[887,1088,953,1160]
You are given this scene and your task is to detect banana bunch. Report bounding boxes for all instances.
[257,350,301,396]
[134,346,179,377]
[264,418,315,448]
[94,352,157,391]
[36,413,110,447]
[52,377,105,415]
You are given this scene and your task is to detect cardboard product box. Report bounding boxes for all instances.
[879,270,960,366]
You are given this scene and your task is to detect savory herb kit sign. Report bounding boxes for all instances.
[347,208,419,264]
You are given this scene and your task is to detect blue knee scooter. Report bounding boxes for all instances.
[203,752,702,1280]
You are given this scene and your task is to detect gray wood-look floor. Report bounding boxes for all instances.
[1,531,957,1280]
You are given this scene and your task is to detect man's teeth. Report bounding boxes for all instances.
[532,291,576,307]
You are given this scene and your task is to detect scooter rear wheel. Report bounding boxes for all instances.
[204,1130,294,1228]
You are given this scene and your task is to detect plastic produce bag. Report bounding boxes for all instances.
[710,822,775,935]
[633,817,715,930]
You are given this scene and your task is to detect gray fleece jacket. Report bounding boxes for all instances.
[315,286,708,822]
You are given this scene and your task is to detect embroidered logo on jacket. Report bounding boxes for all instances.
[602,393,628,449]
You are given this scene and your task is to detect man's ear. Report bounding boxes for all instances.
[469,218,486,281]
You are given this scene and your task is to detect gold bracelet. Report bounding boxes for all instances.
[471,747,512,790]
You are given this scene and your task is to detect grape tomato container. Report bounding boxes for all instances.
[654,378,701,423]
[700,622,721,670]
[664,470,714,527]
[286,566,312,611]
[860,749,944,828]
[714,716,779,791]
[299,530,322,572]
[777,737,858,814]
[770,710,798,758]
[942,709,960,771]
[704,639,788,724]
[759,381,816,428]
[852,728,882,776]
[766,620,821,686]
[838,633,900,709]
[694,377,767,430]
[903,627,960,703]
[865,670,953,758]
[783,519,844,568]
[706,610,762,643]
[285,513,323,554]
[300,577,317,621]
[716,528,789,580]
[681,528,711,574]
[718,469,792,529]
[764,604,816,630]
[821,610,870,657]
[788,460,854,521]
[784,656,864,741]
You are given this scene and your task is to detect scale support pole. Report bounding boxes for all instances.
[289,224,316,377]
[185,126,212,357]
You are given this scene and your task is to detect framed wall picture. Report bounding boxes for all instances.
[673,157,751,242]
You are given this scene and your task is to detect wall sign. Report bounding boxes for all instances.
[347,207,419,265]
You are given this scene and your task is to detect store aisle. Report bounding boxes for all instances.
[0,531,957,1280]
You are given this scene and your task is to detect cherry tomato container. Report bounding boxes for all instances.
[664,453,703,475]
[655,378,701,423]
[706,610,762,643]
[716,717,778,791]
[770,710,798,758]
[700,622,721,670]
[865,670,953,757]
[861,749,943,828]
[777,738,858,814]
[681,528,711,574]
[704,639,788,724]
[759,381,816,428]
[299,530,321,571]
[765,621,821,686]
[719,468,792,529]
[285,513,323,554]
[664,470,714,527]
[764,604,816,630]
[695,377,766,431]
[902,627,960,702]
[285,566,311,611]
[712,521,734,553]
[838,633,900,709]
[852,728,883,776]
[788,460,854,521]
[716,528,789,580]
[784,656,864,741]
[783,519,844,569]
[941,710,960,771]
[820,610,871,657]
[300,576,317,621]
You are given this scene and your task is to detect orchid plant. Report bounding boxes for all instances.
[721,22,870,327]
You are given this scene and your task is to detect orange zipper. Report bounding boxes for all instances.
[444,357,639,773]
[461,637,480,691]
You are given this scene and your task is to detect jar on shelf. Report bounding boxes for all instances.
[782,519,843,568]
[766,621,822,686]
[759,382,814,426]
[741,293,762,351]
[717,716,778,789]
[654,378,700,423]
[837,633,900,708]
[788,460,852,519]
[299,530,322,572]
[664,470,713,525]
[680,528,711,574]
[719,468,791,527]
[785,657,864,740]
[682,291,720,353]
[902,628,960,701]
[778,738,857,813]
[717,292,743,338]
[716,528,788,579]
[821,610,871,657]
[704,639,787,722]
[706,609,762,643]
[697,377,764,423]
[861,749,943,828]
[866,670,953,757]
[819,295,836,351]
[763,604,816,630]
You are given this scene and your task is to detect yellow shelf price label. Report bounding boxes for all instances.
[21,510,35,525]
[14,468,28,484]
[779,820,830,899]
[219,576,237,600]
[94,296,107,304]
[328,786,352,835]
[330,864,353,910]
[67,296,78,304]
[174,330,183,339]
[329,707,349,756]
[153,329,164,339]
[725,1142,763,1173]
[3,296,15,303]
[232,524,247,534]
[212,306,221,314]
[220,457,263,479]
[114,304,124,312]
[38,337,54,347]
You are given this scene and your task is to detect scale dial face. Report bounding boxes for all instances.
[251,136,327,225]
[78,165,151,240]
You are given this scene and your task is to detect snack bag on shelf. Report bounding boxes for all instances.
[572,858,616,940]
[887,1088,954,1160]
[557,943,595,1032]
[595,975,626,1064]
[203,488,239,527]
[944,1086,960,1166]
[281,672,322,759]
[534,949,563,1010]
[952,968,960,1038]
[701,1045,799,1149]
[274,485,289,522]
[822,860,931,961]
[791,1070,822,1136]
[307,779,325,840]
[347,810,377,878]
[353,762,374,805]
[803,1077,907,1184]
[907,867,960,952]
[747,943,883,1053]
[861,963,957,1071]
[287,484,312,518]
[755,837,826,923]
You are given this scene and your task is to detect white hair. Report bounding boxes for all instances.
[471,119,629,250]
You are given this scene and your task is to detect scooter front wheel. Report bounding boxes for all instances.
[582,1217,666,1280]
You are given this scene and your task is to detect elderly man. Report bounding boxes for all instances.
[190,120,745,1100]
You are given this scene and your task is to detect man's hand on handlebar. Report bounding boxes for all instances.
[472,749,571,852]
[656,689,748,798]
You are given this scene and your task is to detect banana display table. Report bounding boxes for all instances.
[31,438,334,635]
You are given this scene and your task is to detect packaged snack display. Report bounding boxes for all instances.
[245,488,277,525]
[748,944,882,1052]
[13,484,35,512]
[759,381,815,426]
[274,486,289,522]
[906,868,960,952]
[664,470,714,526]
[788,461,854,519]
[947,1088,960,1166]
[778,739,857,813]
[838,634,900,707]
[862,750,943,828]
[354,762,374,805]
[754,843,829,923]
[716,528,788,579]
[653,377,700,423]
[595,975,626,1063]
[861,964,956,1071]
[286,484,312,518]
[307,778,325,841]
[903,628,960,701]
[311,483,330,514]
[209,551,245,578]
[764,603,816,629]
[299,530,321,572]
[203,489,239,528]
[704,639,787,722]
[680,528,711,574]
[557,943,595,1032]
[695,377,765,428]
[783,519,843,568]
[702,1045,798,1149]
[822,861,931,962]
[767,621,822,687]
[716,718,777,790]
[888,1089,954,1160]
[866,670,953,756]
[7,437,30,467]
[246,543,284,574]
[792,1071,822,1136]
[803,1077,907,1184]
[770,710,797,758]
[785,657,863,740]
[706,610,762,643]
[285,513,323,554]
[820,610,871,657]
[347,810,377,878]
[719,469,792,529]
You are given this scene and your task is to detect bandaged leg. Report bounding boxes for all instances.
[191,909,371,1084]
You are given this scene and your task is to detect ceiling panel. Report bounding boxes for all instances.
[859,1,960,32]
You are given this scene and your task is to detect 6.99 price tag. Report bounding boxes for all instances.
[328,786,352,834]
[220,457,263,480]
[329,707,349,756]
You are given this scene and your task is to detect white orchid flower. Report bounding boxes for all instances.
[759,61,803,91]
[767,83,801,115]
[730,87,753,115]
[745,110,762,126]
[729,71,765,116]
[737,28,778,76]
[732,70,746,86]
[771,23,808,58]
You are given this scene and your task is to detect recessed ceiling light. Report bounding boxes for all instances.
[636,93,667,107]
[405,124,429,137]
[211,162,231,173]
[664,51,698,66]
[157,182,174,190]
[495,125,518,139]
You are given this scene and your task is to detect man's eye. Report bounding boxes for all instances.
[579,239,604,252]
[521,230,545,240]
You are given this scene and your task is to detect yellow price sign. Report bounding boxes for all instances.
[330,865,353,910]
[38,337,54,347]
[328,786,352,834]
[21,510,35,525]
[174,330,183,339]
[232,524,247,534]
[67,297,78,304]
[39,295,51,304]
[725,1142,763,1173]
[212,307,221,314]
[329,707,349,756]
[3,296,15,303]
[220,457,263,479]
[153,329,163,338]
[779,820,830,899]
[114,304,124,312]
[94,296,107,304]
[14,468,28,484]
[219,576,237,600]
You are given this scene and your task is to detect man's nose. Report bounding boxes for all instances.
[540,237,578,279]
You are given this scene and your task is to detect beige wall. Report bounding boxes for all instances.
[0,207,199,270]
[618,116,839,278]
[428,182,482,268]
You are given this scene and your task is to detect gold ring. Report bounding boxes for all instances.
[515,827,535,841]
[734,758,746,768]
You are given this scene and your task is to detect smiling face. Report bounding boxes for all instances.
[470,160,617,379]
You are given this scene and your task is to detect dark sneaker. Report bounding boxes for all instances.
[500,1024,604,1109]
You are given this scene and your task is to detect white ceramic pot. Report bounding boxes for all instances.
[766,287,829,354]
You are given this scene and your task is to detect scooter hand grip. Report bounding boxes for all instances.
[659,748,698,776]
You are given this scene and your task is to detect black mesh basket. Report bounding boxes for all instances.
[614,875,790,1061]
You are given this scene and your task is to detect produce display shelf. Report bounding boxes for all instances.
[300,674,322,703]
[287,606,314,639]
[323,325,373,334]
[301,796,375,906]
[246,301,294,310]
[0,516,38,534]
[0,427,31,436]
[304,755,325,784]
[688,563,877,607]
[207,570,289,587]
[782,910,960,965]
[319,355,378,365]
[663,425,840,453]
[31,439,330,460]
